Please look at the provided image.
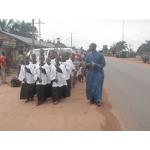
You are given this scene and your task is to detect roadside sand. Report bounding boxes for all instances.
[0,80,121,131]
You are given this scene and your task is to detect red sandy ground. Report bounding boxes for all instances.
[0,77,121,131]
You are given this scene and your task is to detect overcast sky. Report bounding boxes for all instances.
[32,19,150,51]
[1,0,150,51]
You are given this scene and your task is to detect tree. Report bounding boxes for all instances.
[55,37,66,48]
[137,40,150,54]
[11,20,38,39]
[0,19,38,39]
[40,39,44,42]
[109,41,128,54]
[46,40,52,43]
[0,19,14,32]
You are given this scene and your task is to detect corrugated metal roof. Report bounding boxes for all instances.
[0,30,54,48]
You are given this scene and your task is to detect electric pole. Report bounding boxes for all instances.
[32,19,35,49]
[35,19,44,46]
[71,32,72,48]
[122,20,125,41]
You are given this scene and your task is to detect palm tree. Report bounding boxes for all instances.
[9,20,20,34]
[0,19,14,32]
[10,20,38,39]
[0,19,38,39]
[18,20,37,39]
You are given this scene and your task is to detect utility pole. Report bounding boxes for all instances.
[71,32,72,48]
[35,19,44,46]
[32,19,35,50]
[122,20,125,41]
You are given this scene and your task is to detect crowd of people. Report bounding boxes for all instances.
[1,43,106,107]
[17,49,86,106]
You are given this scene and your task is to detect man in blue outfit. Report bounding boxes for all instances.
[85,43,106,107]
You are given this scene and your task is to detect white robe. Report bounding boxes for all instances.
[77,66,83,76]
[18,64,35,84]
[29,62,37,76]
[44,63,51,84]
[65,58,75,80]
[52,63,67,87]
[51,58,56,66]
[50,63,57,81]
[34,64,48,85]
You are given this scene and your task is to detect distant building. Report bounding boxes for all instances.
[0,30,54,66]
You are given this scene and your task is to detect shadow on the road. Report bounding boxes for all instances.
[99,89,122,131]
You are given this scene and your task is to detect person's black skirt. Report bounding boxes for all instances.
[20,83,27,99]
[52,87,63,102]
[62,85,68,98]
[45,84,52,98]
[66,79,71,97]
[36,85,47,103]
[20,83,36,100]
[28,83,36,99]
[58,86,63,99]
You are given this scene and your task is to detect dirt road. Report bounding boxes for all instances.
[0,79,121,131]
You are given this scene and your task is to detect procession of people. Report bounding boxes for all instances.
[16,43,106,107]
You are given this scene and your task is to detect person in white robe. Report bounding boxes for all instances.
[44,57,52,98]
[65,52,75,97]
[18,56,36,103]
[50,54,67,104]
[34,55,48,106]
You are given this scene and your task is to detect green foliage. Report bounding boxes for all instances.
[137,40,150,54]
[0,19,38,39]
[0,19,14,31]
[109,41,128,54]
